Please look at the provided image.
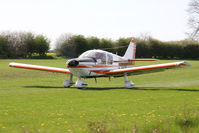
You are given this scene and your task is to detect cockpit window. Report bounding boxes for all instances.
[79,50,113,64]
[107,53,113,64]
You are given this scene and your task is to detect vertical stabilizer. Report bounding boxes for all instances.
[123,40,136,59]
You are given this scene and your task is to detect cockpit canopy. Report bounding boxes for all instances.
[79,50,113,64]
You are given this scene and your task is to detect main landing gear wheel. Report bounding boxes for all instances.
[124,73,134,88]
[63,74,74,88]
[75,77,88,89]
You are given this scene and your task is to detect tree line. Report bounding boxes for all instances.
[1,32,199,59]
[0,32,50,58]
[55,34,199,59]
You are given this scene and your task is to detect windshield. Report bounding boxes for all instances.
[79,50,113,64]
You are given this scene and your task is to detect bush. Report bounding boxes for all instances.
[0,31,50,58]
[43,33,199,59]
[33,35,50,56]
[0,35,9,58]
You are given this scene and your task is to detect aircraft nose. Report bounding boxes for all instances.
[67,59,79,67]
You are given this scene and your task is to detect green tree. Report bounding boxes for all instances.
[55,34,78,57]
[116,38,131,56]
[100,39,114,53]
[184,43,199,58]
[0,35,9,58]
[72,35,88,56]
[33,35,50,56]
[148,38,164,58]
[136,40,150,58]
[3,32,27,58]
[87,37,100,50]
[24,32,35,57]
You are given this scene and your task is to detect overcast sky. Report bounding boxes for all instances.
[0,0,190,48]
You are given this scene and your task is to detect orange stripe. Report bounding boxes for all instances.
[11,65,71,74]
[119,62,134,66]
[106,63,177,74]
[128,59,158,61]
[67,65,113,68]
[92,63,181,75]
[91,70,108,74]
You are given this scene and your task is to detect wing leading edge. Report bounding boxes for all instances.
[9,62,71,74]
[92,61,190,76]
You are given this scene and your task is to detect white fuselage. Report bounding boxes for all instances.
[67,49,135,77]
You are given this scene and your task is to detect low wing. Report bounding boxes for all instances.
[9,62,71,74]
[92,61,190,76]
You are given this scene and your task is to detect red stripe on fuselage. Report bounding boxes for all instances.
[67,65,113,68]
[119,62,134,66]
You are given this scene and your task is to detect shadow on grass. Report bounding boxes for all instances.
[24,85,199,92]
[84,87,199,92]
[24,86,64,89]
[83,87,157,91]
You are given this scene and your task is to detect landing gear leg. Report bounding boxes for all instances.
[63,74,75,88]
[124,73,134,88]
[75,76,88,89]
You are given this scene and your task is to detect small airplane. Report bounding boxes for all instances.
[9,40,189,89]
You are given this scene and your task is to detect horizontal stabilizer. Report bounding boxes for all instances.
[128,59,159,61]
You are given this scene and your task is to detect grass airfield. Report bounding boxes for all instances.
[0,59,199,133]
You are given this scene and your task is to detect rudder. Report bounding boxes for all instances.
[123,40,136,59]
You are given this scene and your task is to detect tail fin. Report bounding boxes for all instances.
[123,40,136,59]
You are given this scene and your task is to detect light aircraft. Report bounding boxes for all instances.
[9,40,189,89]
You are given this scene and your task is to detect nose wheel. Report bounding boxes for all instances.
[76,76,88,89]
[63,74,74,88]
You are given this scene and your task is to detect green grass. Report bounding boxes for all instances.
[0,59,199,133]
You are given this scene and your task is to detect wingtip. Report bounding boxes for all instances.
[9,62,15,67]
[178,61,190,67]
[183,61,191,67]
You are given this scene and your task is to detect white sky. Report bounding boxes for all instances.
[0,0,190,49]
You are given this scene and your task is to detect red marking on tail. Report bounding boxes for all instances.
[131,40,136,45]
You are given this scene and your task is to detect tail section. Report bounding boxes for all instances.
[123,40,136,59]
